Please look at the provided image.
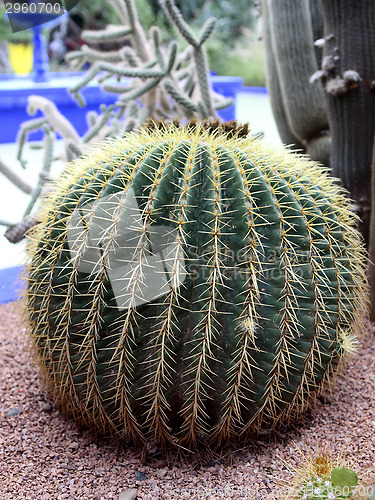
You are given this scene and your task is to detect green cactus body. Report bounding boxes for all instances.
[25,122,367,448]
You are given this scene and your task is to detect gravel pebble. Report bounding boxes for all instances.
[118,489,138,500]
[135,471,147,482]
[6,407,22,417]
[41,402,52,412]
[1,301,375,499]
[156,468,168,479]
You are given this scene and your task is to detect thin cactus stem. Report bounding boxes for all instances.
[66,141,82,158]
[17,117,48,167]
[151,26,165,70]
[165,41,177,73]
[70,62,166,96]
[175,46,193,69]
[68,46,125,65]
[81,25,133,43]
[183,70,196,96]
[116,77,164,104]
[108,0,127,23]
[164,80,198,113]
[163,0,217,118]
[82,107,115,143]
[197,100,209,119]
[121,46,142,67]
[0,157,33,194]
[214,97,234,111]
[0,219,13,228]
[137,107,149,126]
[123,0,150,62]
[193,48,215,117]
[163,0,199,47]
[23,128,54,218]
[197,18,217,46]
[4,214,37,244]
[102,83,133,94]
[27,96,81,144]
[86,111,98,128]
[174,67,191,81]
[123,117,137,132]
[74,92,86,108]
[126,100,139,118]
[29,142,43,150]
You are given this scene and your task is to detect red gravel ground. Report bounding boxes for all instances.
[1,300,375,500]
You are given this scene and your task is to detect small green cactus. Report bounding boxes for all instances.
[291,452,358,500]
[298,467,358,499]
[24,120,367,448]
[283,448,361,500]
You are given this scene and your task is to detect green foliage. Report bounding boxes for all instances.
[69,0,155,29]
[25,121,367,448]
[145,0,259,65]
[69,0,119,28]
[196,0,257,47]
[0,9,32,43]
[209,35,266,86]
[147,0,206,24]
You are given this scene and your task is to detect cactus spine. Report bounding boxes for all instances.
[24,122,367,448]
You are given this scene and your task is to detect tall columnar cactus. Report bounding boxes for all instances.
[24,121,367,448]
[262,0,330,166]
[318,0,375,247]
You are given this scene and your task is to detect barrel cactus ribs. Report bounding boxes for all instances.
[24,120,367,448]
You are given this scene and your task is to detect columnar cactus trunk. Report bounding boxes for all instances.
[24,122,367,448]
[309,0,324,68]
[262,0,304,151]
[319,0,375,246]
[262,0,330,165]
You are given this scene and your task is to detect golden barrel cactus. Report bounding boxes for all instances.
[24,121,367,448]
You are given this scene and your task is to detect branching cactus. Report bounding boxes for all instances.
[3,0,232,243]
[17,0,229,169]
[24,121,367,448]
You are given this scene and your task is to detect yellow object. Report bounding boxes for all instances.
[8,42,33,75]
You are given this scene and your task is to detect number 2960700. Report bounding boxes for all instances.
[5,2,63,15]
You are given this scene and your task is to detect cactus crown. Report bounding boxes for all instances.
[143,118,251,139]
[25,121,368,448]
